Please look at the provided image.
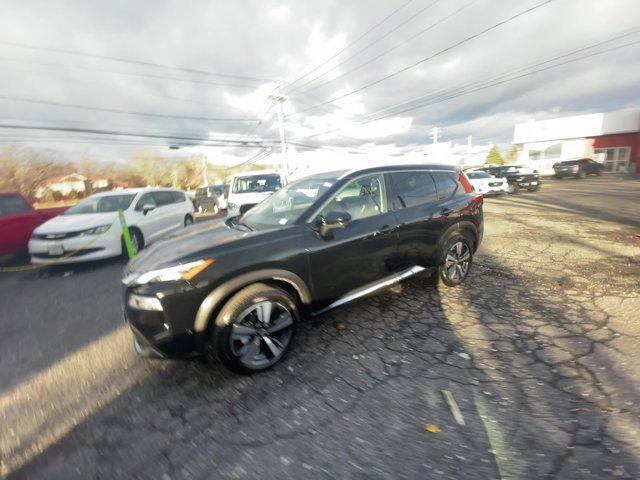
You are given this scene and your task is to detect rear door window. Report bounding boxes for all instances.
[0,195,30,216]
[431,172,458,200]
[171,191,186,203]
[152,191,175,207]
[389,171,437,209]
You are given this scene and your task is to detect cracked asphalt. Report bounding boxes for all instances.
[1,176,639,480]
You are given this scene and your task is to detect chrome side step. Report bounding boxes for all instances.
[313,265,427,315]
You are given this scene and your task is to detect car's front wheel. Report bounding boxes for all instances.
[508,182,520,194]
[209,283,298,374]
[439,235,473,287]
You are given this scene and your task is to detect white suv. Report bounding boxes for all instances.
[29,188,195,264]
[226,170,288,217]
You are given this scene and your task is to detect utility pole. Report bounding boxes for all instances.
[431,126,441,145]
[269,87,288,172]
[202,156,208,187]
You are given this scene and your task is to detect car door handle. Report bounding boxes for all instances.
[377,225,396,235]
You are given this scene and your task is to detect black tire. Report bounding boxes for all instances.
[508,182,520,194]
[184,215,194,227]
[122,228,143,259]
[209,283,298,374]
[527,184,541,192]
[554,174,563,180]
[577,169,586,179]
[438,234,473,287]
[596,169,603,176]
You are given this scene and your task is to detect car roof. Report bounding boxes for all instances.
[339,163,457,179]
[231,169,285,178]
[92,187,183,197]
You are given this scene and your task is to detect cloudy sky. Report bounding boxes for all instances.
[1,0,639,164]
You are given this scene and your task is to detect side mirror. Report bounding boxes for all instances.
[318,211,351,238]
[142,204,156,215]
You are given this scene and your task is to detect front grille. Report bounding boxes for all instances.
[33,231,82,240]
[31,247,104,259]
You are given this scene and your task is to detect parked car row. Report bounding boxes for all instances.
[465,164,542,195]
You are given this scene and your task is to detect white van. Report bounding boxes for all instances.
[226,170,288,217]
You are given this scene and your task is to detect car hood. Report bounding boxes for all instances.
[34,212,118,234]
[228,191,273,204]
[124,217,258,276]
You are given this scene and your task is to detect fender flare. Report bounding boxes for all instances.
[193,269,312,333]
[437,221,479,259]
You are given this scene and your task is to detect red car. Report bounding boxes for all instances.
[0,192,68,259]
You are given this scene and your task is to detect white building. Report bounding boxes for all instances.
[513,108,640,175]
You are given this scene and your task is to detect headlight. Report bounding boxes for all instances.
[79,224,112,236]
[133,259,214,285]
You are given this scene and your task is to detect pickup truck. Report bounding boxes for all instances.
[0,192,68,259]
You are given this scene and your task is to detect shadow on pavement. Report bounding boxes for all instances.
[8,253,640,479]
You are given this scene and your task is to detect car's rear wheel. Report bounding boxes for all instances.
[184,215,194,227]
[577,168,587,179]
[508,182,520,194]
[439,235,473,287]
[209,283,298,374]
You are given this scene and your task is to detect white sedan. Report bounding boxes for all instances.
[29,188,194,264]
[465,171,509,195]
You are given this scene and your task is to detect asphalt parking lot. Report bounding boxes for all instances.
[1,176,639,480]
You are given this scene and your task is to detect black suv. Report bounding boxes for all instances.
[122,165,483,373]
[481,165,542,194]
[553,158,603,179]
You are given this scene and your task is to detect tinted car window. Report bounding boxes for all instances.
[153,191,175,207]
[0,195,30,216]
[389,171,437,209]
[319,174,386,221]
[171,191,186,203]
[431,172,458,200]
[136,193,157,211]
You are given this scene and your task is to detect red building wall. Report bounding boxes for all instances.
[588,132,640,173]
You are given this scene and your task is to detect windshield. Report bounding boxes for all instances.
[467,172,491,179]
[63,194,136,215]
[241,176,337,229]
[232,174,282,194]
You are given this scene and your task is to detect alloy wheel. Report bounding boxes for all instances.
[443,241,471,284]
[229,301,294,369]
[130,232,140,254]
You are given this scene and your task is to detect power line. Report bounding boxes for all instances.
[0,124,272,145]
[0,95,258,123]
[367,39,640,122]
[288,0,442,94]
[285,0,415,89]
[0,65,255,114]
[292,36,640,141]
[287,0,554,117]
[0,57,264,89]
[297,0,479,96]
[0,41,274,83]
[366,28,640,120]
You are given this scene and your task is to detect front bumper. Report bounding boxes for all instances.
[474,184,509,195]
[122,284,204,359]
[28,231,121,264]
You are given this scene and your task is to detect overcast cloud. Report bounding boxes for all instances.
[1,0,639,163]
